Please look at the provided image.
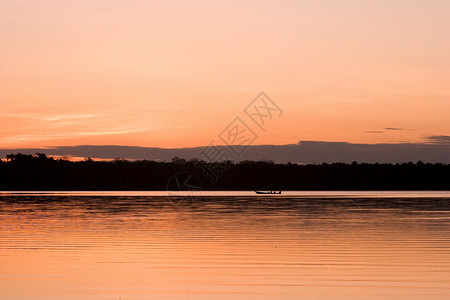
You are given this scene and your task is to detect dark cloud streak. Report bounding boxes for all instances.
[2,140,450,163]
[425,135,450,144]
[385,127,403,131]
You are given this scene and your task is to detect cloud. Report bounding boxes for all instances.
[384,127,403,131]
[38,114,105,121]
[2,141,450,163]
[425,135,450,144]
[365,131,383,134]
[75,129,146,136]
[0,112,105,121]
[365,128,405,133]
[0,128,146,144]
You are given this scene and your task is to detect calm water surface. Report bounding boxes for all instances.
[1,192,450,299]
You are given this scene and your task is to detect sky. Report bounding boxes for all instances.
[1,0,450,149]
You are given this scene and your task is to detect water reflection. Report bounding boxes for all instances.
[1,195,449,299]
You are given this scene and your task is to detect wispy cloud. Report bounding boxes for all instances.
[0,133,71,144]
[0,112,105,121]
[366,130,383,134]
[385,127,403,131]
[0,128,146,144]
[365,128,406,134]
[425,135,450,144]
[39,114,105,121]
[0,108,157,146]
[75,129,146,136]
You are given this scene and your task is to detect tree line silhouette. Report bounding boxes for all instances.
[1,153,449,190]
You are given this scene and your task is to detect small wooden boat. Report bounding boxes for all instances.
[254,190,282,194]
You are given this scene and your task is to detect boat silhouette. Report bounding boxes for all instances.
[254,190,282,194]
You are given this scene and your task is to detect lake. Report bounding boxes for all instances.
[1,192,450,299]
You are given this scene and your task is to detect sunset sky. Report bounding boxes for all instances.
[2,0,450,149]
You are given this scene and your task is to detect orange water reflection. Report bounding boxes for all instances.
[1,195,449,299]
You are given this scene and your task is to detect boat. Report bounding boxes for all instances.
[254,190,282,194]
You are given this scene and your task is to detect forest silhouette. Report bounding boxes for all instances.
[1,153,449,191]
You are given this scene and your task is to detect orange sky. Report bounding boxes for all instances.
[1,0,449,148]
